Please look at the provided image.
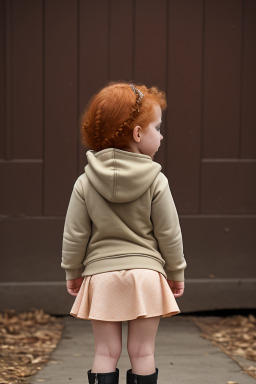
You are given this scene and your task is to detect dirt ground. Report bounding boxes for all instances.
[0,310,255,383]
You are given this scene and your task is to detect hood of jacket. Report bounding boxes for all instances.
[84,148,162,203]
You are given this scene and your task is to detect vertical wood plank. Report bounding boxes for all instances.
[134,0,167,169]
[44,0,78,215]
[0,0,4,158]
[134,0,167,89]
[79,0,109,107]
[78,0,109,172]
[203,0,242,158]
[167,0,203,213]
[3,0,12,160]
[241,0,256,158]
[12,0,43,159]
[110,0,133,81]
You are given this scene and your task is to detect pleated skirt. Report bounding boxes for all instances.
[70,269,180,322]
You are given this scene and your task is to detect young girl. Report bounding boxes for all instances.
[61,82,187,384]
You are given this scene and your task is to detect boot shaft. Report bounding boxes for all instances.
[87,368,119,384]
[126,368,158,384]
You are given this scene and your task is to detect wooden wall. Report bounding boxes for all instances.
[0,0,255,313]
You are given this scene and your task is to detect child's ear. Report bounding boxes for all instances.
[133,126,142,143]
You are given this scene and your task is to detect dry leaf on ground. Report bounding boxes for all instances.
[189,314,256,380]
[0,309,64,384]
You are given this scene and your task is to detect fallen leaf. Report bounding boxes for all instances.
[0,309,64,384]
[190,314,256,380]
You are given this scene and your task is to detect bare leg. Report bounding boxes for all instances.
[127,316,161,375]
[91,320,122,373]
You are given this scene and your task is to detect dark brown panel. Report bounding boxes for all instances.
[0,218,64,281]
[110,0,133,81]
[241,0,256,158]
[12,0,43,159]
[180,216,256,278]
[3,0,11,160]
[44,0,78,215]
[79,0,109,107]
[134,0,167,89]
[78,0,109,173]
[134,0,167,169]
[167,0,203,214]
[0,161,42,215]
[203,0,242,158]
[0,0,4,158]
[201,160,256,214]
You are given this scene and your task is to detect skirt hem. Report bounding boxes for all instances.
[70,310,180,322]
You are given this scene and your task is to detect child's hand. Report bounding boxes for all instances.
[167,280,184,298]
[66,277,84,297]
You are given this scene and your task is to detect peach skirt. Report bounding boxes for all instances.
[70,269,180,322]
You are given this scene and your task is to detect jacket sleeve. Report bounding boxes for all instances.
[61,177,92,280]
[151,173,187,281]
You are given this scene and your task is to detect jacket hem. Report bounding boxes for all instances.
[82,255,168,279]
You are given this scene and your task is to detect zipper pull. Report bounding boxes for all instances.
[95,373,98,384]
[134,375,137,384]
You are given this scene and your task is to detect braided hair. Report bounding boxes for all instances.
[80,81,166,151]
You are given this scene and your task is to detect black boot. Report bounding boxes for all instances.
[87,368,119,384]
[126,368,158,384]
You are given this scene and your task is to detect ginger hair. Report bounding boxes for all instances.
[80,81,167,151]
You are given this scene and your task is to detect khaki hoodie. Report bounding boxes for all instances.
[61,148,187,281]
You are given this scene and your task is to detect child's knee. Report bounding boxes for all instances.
[95,342,122,360]
[127,342,154,360]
